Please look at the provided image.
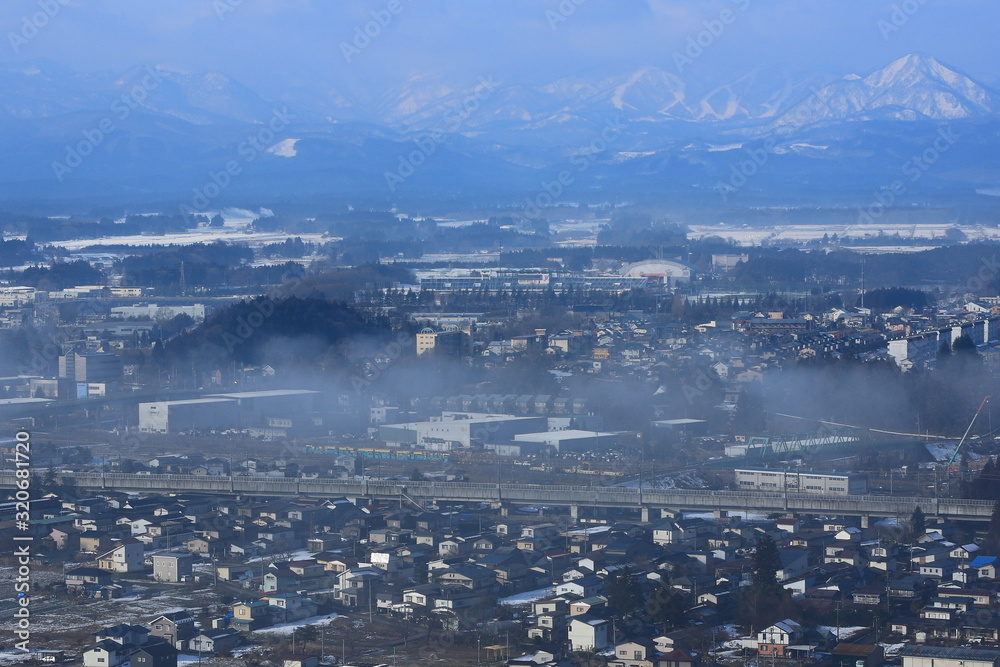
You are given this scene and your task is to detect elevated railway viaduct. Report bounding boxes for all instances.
[2,472,992,524]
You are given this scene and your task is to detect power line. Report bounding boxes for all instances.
[772,412,954,440]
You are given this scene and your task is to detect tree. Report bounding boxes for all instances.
[968,458,998,500]
[210,214,225,228]
[606,566,643,618]
[984,499,1000,553]
[752,534,781,592]
[410,467,425,481]
[648,578,687,631]
[37,467,58,495]
[952,334,978,355]
[910,505,926,539]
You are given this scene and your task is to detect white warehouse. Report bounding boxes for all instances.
[379,413,547,451]
[734,467,868,495]
[138,389,320,434]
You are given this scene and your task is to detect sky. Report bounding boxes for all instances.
[1,0,997,103]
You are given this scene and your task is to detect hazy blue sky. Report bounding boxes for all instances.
[2,0,997,96]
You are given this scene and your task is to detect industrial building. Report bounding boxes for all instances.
[207,390,319,422]
[379,413,547,451]
[901,645,1000,667]
[734,468,868,495]
[138,398,240,434]
[138,389,320,434]
[512,429,634,454]
[110,304,207,321]
[58,351,121,383]
[416,327,472,356]
[417,269,652,294]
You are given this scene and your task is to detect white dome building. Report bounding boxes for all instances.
[620,259,696,285]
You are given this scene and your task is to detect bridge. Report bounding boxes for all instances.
[2,471,993,522]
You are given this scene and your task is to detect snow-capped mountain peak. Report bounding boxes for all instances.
[773,53,995,128]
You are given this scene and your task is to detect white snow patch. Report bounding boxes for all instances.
[499,586,554,606]
[267,138,300,158]
[925,442,959,462]
[818,625,868,640]
[253,612,341,635]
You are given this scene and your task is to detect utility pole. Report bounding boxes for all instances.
[638,446,644,508]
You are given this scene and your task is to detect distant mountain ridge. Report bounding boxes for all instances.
[3,53,992,129]
[0,54,998,206]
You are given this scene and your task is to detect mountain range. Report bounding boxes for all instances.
[2,54,1000,210]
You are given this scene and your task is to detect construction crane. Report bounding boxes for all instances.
[947,396,990,470]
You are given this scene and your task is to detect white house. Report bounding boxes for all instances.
[568,615,610,652]
[97,538,145,573]
[757,619,802,658]
[83,641,131,667]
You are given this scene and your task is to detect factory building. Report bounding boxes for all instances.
[138,398,241,434]
[379,413,547,451]
[512,429,634,454]
[58,352,122,383]
[110,304,207,321]
[734,468,868,495]
[138,389,320,434]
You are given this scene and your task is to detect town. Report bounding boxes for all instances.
[3,210,1000,666]
[2,2,1000,664]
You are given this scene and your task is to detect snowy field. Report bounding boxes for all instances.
[252,612,341,635]
[41,208,336,251]
[687,223,1000,247]
[50,229,333,251]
